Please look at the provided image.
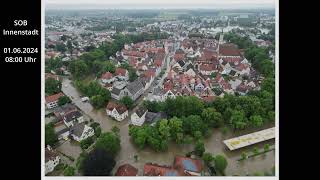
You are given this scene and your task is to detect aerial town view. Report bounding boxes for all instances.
[44,0,276,177]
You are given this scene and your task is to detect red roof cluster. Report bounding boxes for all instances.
[45,92,64,103]
[219,44,241,56]
[123,50,146,58]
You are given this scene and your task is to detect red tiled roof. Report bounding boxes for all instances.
[45,73,59,81]
[106,101,118,111]
[45,92,64,103]
[106,101,128,114]
[123,50,146,58]
[129,58,138,67]
[221,57,242,64]
[202,96,216,102]
[199,64,216,71]
[235,63,249,71]
[144,70,156,78]
[101,72,113,80]
[154,59,163,67]
[144,163,183,176]
[115,164,138,176]
[115,68,127,76]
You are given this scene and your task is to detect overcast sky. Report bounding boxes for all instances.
[46,0,275,9]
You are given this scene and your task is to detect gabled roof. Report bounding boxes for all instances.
[45,148,59,163]
[134,107,148,117]
[115,164,138,176]
[115,68,128,76]
[101,72,113,80]
[54,103,77,117]
[126,79,144,95]
[45,92,64,103]
[144,163,182,176]
[70,122,86,137]
[64,110,82,123]
[106,101,128,114]
[111,87,122,96]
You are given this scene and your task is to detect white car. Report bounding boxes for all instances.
[81,97,89,102]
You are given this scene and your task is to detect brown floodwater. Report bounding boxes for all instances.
[61,78,275,176]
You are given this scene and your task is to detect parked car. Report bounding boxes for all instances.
[81,97,89,102]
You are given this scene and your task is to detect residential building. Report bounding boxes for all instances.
[115,164,138,176]
[106,101,129,121]
[70,122,94,142]
[63,110,84,127]
[130,107,148,126]
[45,92,65,109]
[45,146,60,175]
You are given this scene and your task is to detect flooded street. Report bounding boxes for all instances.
[61,77,275,176]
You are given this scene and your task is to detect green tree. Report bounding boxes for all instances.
[241,152,247,160]
[264,144,270,152]
[90,95,106,109]
[58,96,71,106]
[168,117,184,143]
[214,155,228,175]
[80,136,94,150]
[63,166,75,176]
[202,152,214,165]
[120,96,134,109]
[158,119,171,140]
[45,78,61,95]
[194,140,205,156]
[253,147,259,155]
[45,123,58,146]
[249,115,264,127]
[95,127,102,137]
[201,108,224,128]
[229,110,248,130]
[67,40,73,55]
[56,43,67,53]
[111,126,120,135]
[129,69,138,82]
[95,132,120,157]
[82,148,115,176]
[69,60,89,79]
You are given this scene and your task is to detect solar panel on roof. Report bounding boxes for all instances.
[182,159,197,172]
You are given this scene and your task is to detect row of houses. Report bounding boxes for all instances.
[114,155,203,176]
[146,38,261,103]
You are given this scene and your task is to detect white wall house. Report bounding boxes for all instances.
[63,111,84,128]
[162,90,176,100]
[111,108,128,121]
[45,92,65,109]
[45,147,60,175]
[70,123,95,142]
[106,102,129,121]
[130,108,148,126]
